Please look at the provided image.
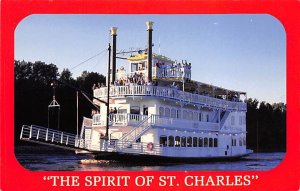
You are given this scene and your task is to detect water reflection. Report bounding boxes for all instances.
[15,145,285,171]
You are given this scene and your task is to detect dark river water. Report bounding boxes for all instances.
[15,145,285,171]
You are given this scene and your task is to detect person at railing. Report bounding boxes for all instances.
[124,79,130,86]
[146,80,152,95]
[108,108,114,122]
[114,80,120,86]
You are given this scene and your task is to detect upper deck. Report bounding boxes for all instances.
[94,85,247,112]
[97,22,246,112]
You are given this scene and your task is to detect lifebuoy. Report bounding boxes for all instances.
[147,142,154,151]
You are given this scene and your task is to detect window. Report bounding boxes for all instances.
[239,116,243,125]
[165,108,170,117]
[177,110,181,119]
[189,111,193,120]
[160,136,167,147]
[187,137,192,147]
[175,136,180,147]
[198,113,202,121]
[183,110,188,119]
[159,107,164,117]
[231,116,235,125]
[214,138,218,147]
[181,136,186,147]
[193,137,198,147]
[232,139,237,146]
[130,106,140,114]
[131,63,138,72]
[209,138,213,147]
[198,137,203,147]
[204,137,208,147]
[207,114,209,122]
[243,137,246,146]
[171,109,176,118]
[193,112,198,121]
[239,138,243,146]
[168,136,174,147]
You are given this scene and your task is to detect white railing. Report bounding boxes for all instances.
[92,113,148,126]
[116,141,161,155]
[93,113,220,131]
[100,140,162,155]
[20,125,82,149]
[94,85,246,111]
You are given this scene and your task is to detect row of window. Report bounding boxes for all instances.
[129,105,246,126]
[159,107,246,125]
[231,116,246,126]
[232,137,246,146]
[159,136,218,148]
[159,107,210,122]
[159,136,247,148]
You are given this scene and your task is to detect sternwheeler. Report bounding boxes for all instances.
[20,21,252,162]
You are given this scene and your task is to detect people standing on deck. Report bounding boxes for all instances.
[109,108,114,121]
[113,107,117,114]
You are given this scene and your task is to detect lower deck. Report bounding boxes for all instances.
[20,124,251,160]
[85,123,247,158]
[92,149,253,163]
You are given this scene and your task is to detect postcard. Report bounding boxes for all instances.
[1,0,299,190]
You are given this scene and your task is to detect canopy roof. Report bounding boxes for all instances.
[127,53,246,96]
[127,53,174,63]
[156,78,246,96]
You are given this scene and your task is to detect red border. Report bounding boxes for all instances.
[1,0,300,190]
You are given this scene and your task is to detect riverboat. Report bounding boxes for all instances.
[20,21,252,162]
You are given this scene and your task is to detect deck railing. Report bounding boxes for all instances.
[116,141,162,155]
[93,113,220,131]
[92,113,148,126]
[100,140,162,155]
[94,85,246,111]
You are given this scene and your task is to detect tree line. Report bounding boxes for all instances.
[14,60,286,152]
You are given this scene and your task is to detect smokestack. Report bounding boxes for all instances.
[111,27,117,83]
[146,21,153,82]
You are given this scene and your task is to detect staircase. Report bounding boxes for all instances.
[211,111,220,123]
[220,111,230,129]
[117,115,152,150]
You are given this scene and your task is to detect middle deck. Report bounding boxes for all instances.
[94,85,247,111]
